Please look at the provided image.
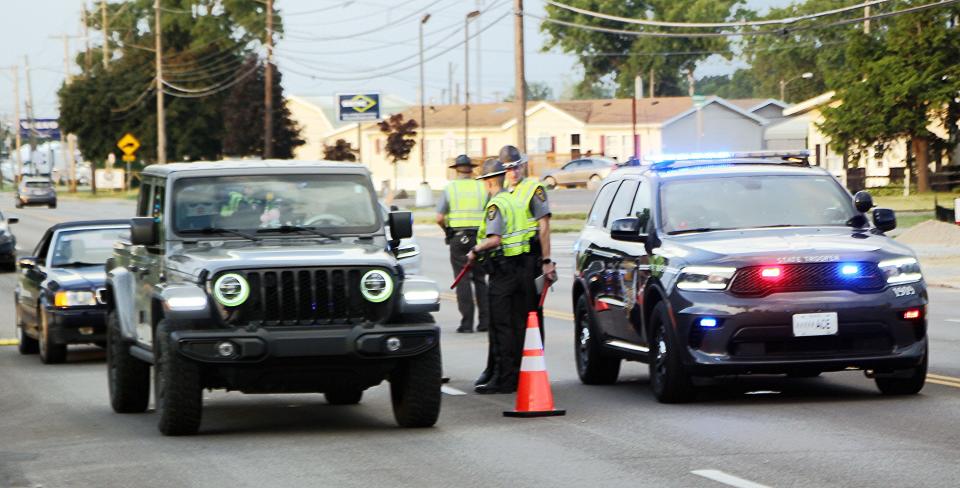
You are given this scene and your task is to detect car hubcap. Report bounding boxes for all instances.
[578,319,591,369]
[655,326,668,381]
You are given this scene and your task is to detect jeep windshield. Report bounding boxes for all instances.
[172,174,380,237]
[660,175,858,235]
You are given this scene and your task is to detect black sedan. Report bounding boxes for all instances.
[0,211,18,270]
[15,220,129,363]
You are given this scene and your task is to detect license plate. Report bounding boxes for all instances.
[792,312,838,337]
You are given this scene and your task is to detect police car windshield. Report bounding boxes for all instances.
[172,174,379,236]
[660,175,858,235]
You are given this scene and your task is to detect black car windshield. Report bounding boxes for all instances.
[172,174,379,236]
[660,175,858,234]
[50,227,129,267]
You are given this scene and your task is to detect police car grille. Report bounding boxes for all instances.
[729,262,886,296]
[232,267,392,326]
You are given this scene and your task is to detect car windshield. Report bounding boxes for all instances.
[50,227,129,267]
[25,181,51,188]
[659,175,858,234]
[172,174,379,236]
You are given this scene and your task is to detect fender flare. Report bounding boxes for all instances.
[106,266,138,340]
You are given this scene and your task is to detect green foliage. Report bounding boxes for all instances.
[504,81,555,101]
[222,59,304,158]
[59,0,298,165]
[323,139,357,162]
[541,0,744,97]
[692,70,757,98]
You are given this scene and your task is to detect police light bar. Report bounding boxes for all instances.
[645,150,811,164]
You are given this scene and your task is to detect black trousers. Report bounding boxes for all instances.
[448,229,488,330]
[485,256,532,388]
[526,242,545,343]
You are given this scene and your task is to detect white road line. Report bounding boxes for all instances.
[692,470,771,488]
[440,385,467,396]
[945,319,960,323]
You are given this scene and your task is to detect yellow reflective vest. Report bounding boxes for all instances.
[477,191,529,257]
[510,177,545,245]
[444,179,486,229]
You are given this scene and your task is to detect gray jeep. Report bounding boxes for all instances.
[105,161,442,435]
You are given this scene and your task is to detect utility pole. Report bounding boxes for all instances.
[864,5,871,34]
[448,62,453,105]
[476,0,483,104]
[101,0,109,68]
[633,74,641,159]
[24,56,37,169]
[82,3,92,72]
[7,66,23,181]
[418,13,431,183]
[264,0,274,159]
[513,0,526,152]
[464,10,480,155]
[56,33,80,192]
[686,69,695,97]
[155,0,166,164]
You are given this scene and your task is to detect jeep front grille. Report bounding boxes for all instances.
[224,267,393,326]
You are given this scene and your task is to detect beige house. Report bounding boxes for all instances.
[296,96,780,191]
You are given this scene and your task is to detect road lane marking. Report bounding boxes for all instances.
[440,385,467,396]
[0,339,19,346]
[691,470,771,488]
[927,373,960,382]
[440,292,575,321]
[927,378,960,389]
[945,319,960,323]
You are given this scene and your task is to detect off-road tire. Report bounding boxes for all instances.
[14,201,22,209]
[324,389,364,405]
[15,301,38,355]
[574,295,620,385]
[38,306,67,364]
[390,345,442,428]
[107,310,150,413]
[876,346,927,395]
[155,320,203,436]
[649,302,695,403]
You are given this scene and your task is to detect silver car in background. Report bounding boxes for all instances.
[540,158,616,190]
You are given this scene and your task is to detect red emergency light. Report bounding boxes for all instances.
[760,267,782,280]
[902,308,922,320]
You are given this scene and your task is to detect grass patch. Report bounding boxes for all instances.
[55,187,139,201]
[896,212,934,230]
[874,192,958,212]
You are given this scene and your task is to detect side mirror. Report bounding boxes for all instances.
[872,208,896,232]
[853,190,874,213]
[130,217,159,246]
[389,205,399,212]
[17,256,36,270]
[387,211,413,241]
[7,217,18,224]
[610,217,647,243]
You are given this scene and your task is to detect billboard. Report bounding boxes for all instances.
[336,93,381,122]
[19,119,61,140]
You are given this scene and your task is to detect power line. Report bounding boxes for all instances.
[160,63,260,98]
[544,0,889,29]
[278,0,450,42]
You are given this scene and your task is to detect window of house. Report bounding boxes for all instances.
[571,134,581,146]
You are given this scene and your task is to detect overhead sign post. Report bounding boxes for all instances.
[117,133,140,192]
[337,93,381,163]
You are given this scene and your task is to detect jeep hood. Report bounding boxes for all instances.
[165,242,398,277]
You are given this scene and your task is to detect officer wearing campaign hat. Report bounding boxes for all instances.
[501,145,556,341]
[466,158,530,394]
[436,155,489,333]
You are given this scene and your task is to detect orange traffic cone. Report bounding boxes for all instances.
[504,312,566,418]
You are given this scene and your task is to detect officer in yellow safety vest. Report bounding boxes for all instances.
[466,158,531,394]
[501,145,556,340]
[436,154,489,334]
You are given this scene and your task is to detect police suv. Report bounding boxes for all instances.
[572,151,927,403]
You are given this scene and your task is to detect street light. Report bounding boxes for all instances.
[780,72,814,102]
[415,13,432,207]
[464,9,480,156]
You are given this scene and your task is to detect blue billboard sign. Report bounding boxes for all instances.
[20,119,61,140]
[336,93,381,122]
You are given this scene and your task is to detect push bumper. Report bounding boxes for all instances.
[48,308,108,344]
[670,286,928,375]
[172,323,440,364]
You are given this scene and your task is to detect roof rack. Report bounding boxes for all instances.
[644,150,811,169]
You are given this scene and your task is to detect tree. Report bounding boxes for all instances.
[222,58,304,158]
[541,0,745,97]
[818,7,960,192]
[323,139,357,162]
[690,70,757,99]
[377,114,418,191]
[504,81,554,101]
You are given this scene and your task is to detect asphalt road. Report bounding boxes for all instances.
[2,196,960,488]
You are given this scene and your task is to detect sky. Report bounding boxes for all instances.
[0,0,790,120]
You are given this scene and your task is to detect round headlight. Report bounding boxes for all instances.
[360,270,394,303]
[213,273,249,307]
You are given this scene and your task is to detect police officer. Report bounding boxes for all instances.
[436,154,489,334]
[467,158,530,394]
[501,145,556,339]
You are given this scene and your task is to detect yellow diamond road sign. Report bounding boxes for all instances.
[117,133,140,156]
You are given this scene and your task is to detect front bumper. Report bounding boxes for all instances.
[172,323,440,364]
[47,307,108,344]
[669,285,927,375]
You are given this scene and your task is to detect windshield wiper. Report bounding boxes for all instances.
[256,225,336,239]
[668,227,732,235]
[181,227,261,241]
[56,261,103,268]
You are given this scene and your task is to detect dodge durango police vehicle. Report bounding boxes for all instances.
[105,161,442,435]
[572,151,927,403]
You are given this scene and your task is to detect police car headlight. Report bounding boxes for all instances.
[879,257,922,285]
[676,266,736,291]
[361,270,394,303]
[54,290,97,307]
[213,273,249,307]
